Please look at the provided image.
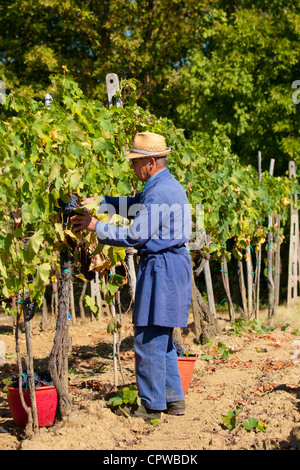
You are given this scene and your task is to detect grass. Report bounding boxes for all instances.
[216,302,300,335]
[264,302,300,331]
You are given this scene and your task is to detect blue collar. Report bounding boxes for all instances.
[142,167,167,192]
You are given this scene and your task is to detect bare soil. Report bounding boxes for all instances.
[0,306,300,451]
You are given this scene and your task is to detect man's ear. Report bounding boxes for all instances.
[149,157,156,168]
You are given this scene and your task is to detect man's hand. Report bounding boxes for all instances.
[70,213,98,232]
[80,196,98,206]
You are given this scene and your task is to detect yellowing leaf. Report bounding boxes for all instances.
[0,258,8,279]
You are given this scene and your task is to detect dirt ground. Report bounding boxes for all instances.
[0,304,300,452]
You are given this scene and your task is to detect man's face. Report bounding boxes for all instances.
[130,157,151,182]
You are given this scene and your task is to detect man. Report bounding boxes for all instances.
[71,131,192,419]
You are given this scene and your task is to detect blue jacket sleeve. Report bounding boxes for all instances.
[98,194,141,219]
[95,197,152,248]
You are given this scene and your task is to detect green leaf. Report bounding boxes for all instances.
[64,153,77,170]
[232,247,243,260]
[106,316,121,334]
[200,354,213,361]
[69,142,82,159]
[25,230,44,259]
[0,258,8,279]
[107,396,123,407]
[30,263,51,300]
[48,159,60,183]
[106,274,124,295]
[93,137,106,153]
[83,295,99,319]
[69,168,81,189]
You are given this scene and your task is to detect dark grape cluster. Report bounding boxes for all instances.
[61,195,79,228]
[33,371,53,387]
[54,194,79,227]
[174,340,185,357]
[12,371,53,388]
[23,297,37,322]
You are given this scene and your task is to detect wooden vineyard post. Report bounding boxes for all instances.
[204,236,216,316]
[267,214,275,319]
[69,281,76,325]
[189,228,216,317]
[40,297,48,330]
[90,272,101,321]
[79,281,87,319]
[221,258,235,323]
[267,159,275,319]
[287,161,300,305]
[105,73,137,303]
[246,245,254,318]
[237,256,248,318]
[105,73,130,387]
[274,213,281,308]
[126,246,137,303]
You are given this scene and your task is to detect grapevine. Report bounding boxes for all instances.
[0,72,299,431]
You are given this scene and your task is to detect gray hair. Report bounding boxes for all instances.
[155,156,169,167]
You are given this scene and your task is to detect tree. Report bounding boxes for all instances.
[165,1,300,173]
[0,0,203,104]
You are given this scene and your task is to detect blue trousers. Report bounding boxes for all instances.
[134,326,185,411]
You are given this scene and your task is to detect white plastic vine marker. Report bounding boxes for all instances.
[106,73,122,108]
[0,340,6,364]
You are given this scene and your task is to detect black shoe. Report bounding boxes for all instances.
[121,403,161,420]
[165,400,185,415]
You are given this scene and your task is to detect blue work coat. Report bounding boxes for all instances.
[95,168,192,327]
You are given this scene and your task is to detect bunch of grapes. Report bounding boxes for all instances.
[174,340,185,357]
[33,371,53,387]
[12,371,53,388]
[23,297,37,322]
[61,195,79,228]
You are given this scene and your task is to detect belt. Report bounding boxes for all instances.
[138,245,186,257]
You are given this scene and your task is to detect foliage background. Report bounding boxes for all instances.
[1,0,299,173]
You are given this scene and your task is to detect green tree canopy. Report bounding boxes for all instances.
[166,0,300,173]
[1,0,299,171]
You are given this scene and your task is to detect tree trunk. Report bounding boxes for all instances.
[254,247,262,319]
[15,306,34,437]
[173,327,182,343]
[191,275,220,344]
[49,252,72,421]
[24,319,39,433]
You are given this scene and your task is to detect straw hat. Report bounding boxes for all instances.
[125,132,171,160]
